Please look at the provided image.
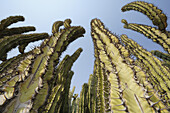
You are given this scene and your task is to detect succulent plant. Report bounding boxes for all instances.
[0,1,169,113]
[0,16,85,112]
[76,1,169,113]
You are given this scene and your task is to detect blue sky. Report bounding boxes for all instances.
[1,0,170,95]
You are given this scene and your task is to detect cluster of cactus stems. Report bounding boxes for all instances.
[0,1,169,113]
[76,1,169,113]
[0,15,85,112]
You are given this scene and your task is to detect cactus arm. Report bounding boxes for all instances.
[64,19,72,28]
[52,21,63,35]
[151,50,170,68]
[121,19,170,53]
[121,1,167,31]
[0,33,49,61]
[0,26,36,38]
[0,16,25,31]
[0,51,32,74]
[0,16,49,61]
[151,50,170,62]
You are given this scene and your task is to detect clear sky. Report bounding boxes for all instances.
[0,0,170,95]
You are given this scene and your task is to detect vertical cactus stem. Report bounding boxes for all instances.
[0,16,25,31]
[87,74,98,113]
[121,1,167,31]
[64,19,72,28]
[52,21,63,35]
[79,83,89,113]
[121,35,170,104]
[38,48,82,112]
[69,86,76,112]
[91,18,169,112]
[71,93,79,113]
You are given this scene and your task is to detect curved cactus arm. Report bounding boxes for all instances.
[0,16,25,31]
[121,1,167,31]
[0,26,36,38]
[64,19,72,28]
[122,19,170,53]
[91,18,168,112]
[121,34,170,106]
[0,33,49,61]
[52,21,63,35]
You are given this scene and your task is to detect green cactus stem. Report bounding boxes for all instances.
[91,18,168,112]
[87,74,97,113]
[121,19,170,53]
[0,26,36,38]
[78,83,89,113]
[151,50,170,62]
[0,15,49,61]
[121,1,167,31]
[0,33,49,61]
[121,34,170,107]
[0,16,25,31]
[151,50,170,69]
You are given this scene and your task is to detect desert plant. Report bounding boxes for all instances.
[76,1,169,113]
[0,16,85,113]
[0,1,169,113]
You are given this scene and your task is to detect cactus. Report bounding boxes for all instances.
[75,1,169,113]
[78,83,89,113]
[0,1,170,113]
[0,16,85,112]
[151,50,170,68]
[0,16,49,61]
